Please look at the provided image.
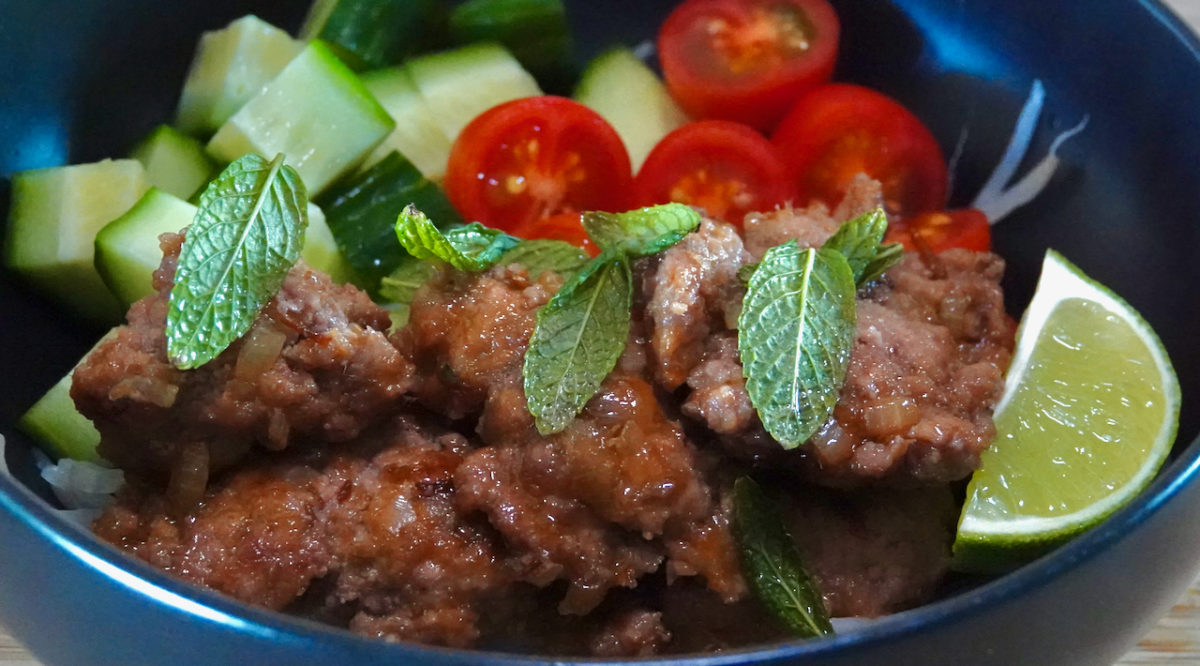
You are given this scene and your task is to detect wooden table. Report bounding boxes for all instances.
[5,1,1200,663]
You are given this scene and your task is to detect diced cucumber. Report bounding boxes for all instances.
[302,203,355,284]
[95,190,353,307]
[359,67,454,181]
[94,188,194,308]
[4,159,149,323]
[20,330,118,463]
[406,42,542,143]
[449,0,573,89]
[300,0,447,71]
[207,41,395,196]
[574,48,690,170]
[129,125,215,200]
[317,151,462,287]
[175,15,302,136]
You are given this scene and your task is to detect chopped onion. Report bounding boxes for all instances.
[235,319,288,383]
[167,442,209,512]
[35,450,123,510]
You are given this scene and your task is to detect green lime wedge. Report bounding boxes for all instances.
[953,250,1180,573]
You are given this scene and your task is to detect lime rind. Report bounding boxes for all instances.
[954,250,1180,568]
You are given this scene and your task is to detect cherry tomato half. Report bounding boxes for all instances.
[511,211,600,257]
[886,208,991,254]
[444,96,633,232]
[772,84,949,219]
[633,120,795,226]
[658,0,839,131]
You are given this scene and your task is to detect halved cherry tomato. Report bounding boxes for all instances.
[633,120,795,226]
[444,96,633,231]
[772,84,948,219]
[511,211,600,257]
[658,0,839,131]
[885,209,991,254]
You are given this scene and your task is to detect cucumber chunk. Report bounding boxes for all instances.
[4,159,149,323]
[20,330,118,463]
[574,48,690,170]
[94,188,195,308]
[301,0,447,71]
[449,0,573,89]
[207,41,395,196]
[175,15,302,136]
[406,42,542,143]
[317,151,462,287]
[360,67,454,181]
[130,125,215,200]
[302,203,355,285]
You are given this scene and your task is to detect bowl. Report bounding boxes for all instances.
[3,0,1200,664]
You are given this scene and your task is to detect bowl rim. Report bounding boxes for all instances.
[3,0,1200,662]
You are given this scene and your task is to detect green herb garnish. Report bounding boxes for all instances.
[378,260,437,328]
[497,239,590,280]
[582,203,700,257]
[395,205,521,271]
[166,153,307,369]
[821,207,902,286]
[523,250,632,435]
[738,243,857,449]
[732,477,834,639]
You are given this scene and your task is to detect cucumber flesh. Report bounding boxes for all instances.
[406,42,542,143]
[94,188,195,308]
[175,15,302,136]
[359,66,453,180]
[130,125,215,200]
[207,41,395,196]
[20,331,118,463]
[574,48,690,170]
[301,0,447,71]
[302,203,355,284]
[449,0,574,90]
[317,151,462,287]
[4,159,149,323]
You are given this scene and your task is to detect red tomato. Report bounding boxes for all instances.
[886,209,991,254]
[444,96,633,231]
[658,0,839,131]
[511,211,600,257]
[633,120,795,226]
[772,84,949,219]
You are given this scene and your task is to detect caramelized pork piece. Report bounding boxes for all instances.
[72,232,413,478]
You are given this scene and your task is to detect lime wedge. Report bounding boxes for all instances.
[953,250,1180,572]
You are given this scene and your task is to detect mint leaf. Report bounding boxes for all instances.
[582,203,700,257]
[732,477,834,639]
[498,239,590,280]
[395,206,520,271]
[822,207,891,286]
[738,243,856,449]
[859,242,903,285]
[167,153,307,370]
[523,251,632,435]
[378,259,438,327]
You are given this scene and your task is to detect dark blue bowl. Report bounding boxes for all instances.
[3,1,1200,664]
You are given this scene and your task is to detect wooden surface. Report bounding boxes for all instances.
[5,1,1200,663]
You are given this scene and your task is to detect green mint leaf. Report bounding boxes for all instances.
[737,262,760,285]
[395,206,520,271]
[732,477,834,639]
[738,243,857,449]
[582,203,700,257]
[859,242,903,285]
[822,207,889,285]
[167,153,307,370]
[523,251,632,435]
[378,259,438,328]
[498,239,590,280]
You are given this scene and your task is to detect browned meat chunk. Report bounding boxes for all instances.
[72,232,413,479]
[743,174,884,259]
[590,609,671,657]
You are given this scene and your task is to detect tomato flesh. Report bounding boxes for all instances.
[659,0,839,131]
[886,209,992,254]
[633,120,795,226]
[444,96,633,232]
[511,211,600,257]
[772,84,948,219]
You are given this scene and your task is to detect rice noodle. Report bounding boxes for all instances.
[0,433,7,476]
[35,450,123,511]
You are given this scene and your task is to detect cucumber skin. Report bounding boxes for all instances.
[301,0,448,71]
[206,40,395,196]
[449,0,575,90]
[317,151,462,288]
[574,48,690,170]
